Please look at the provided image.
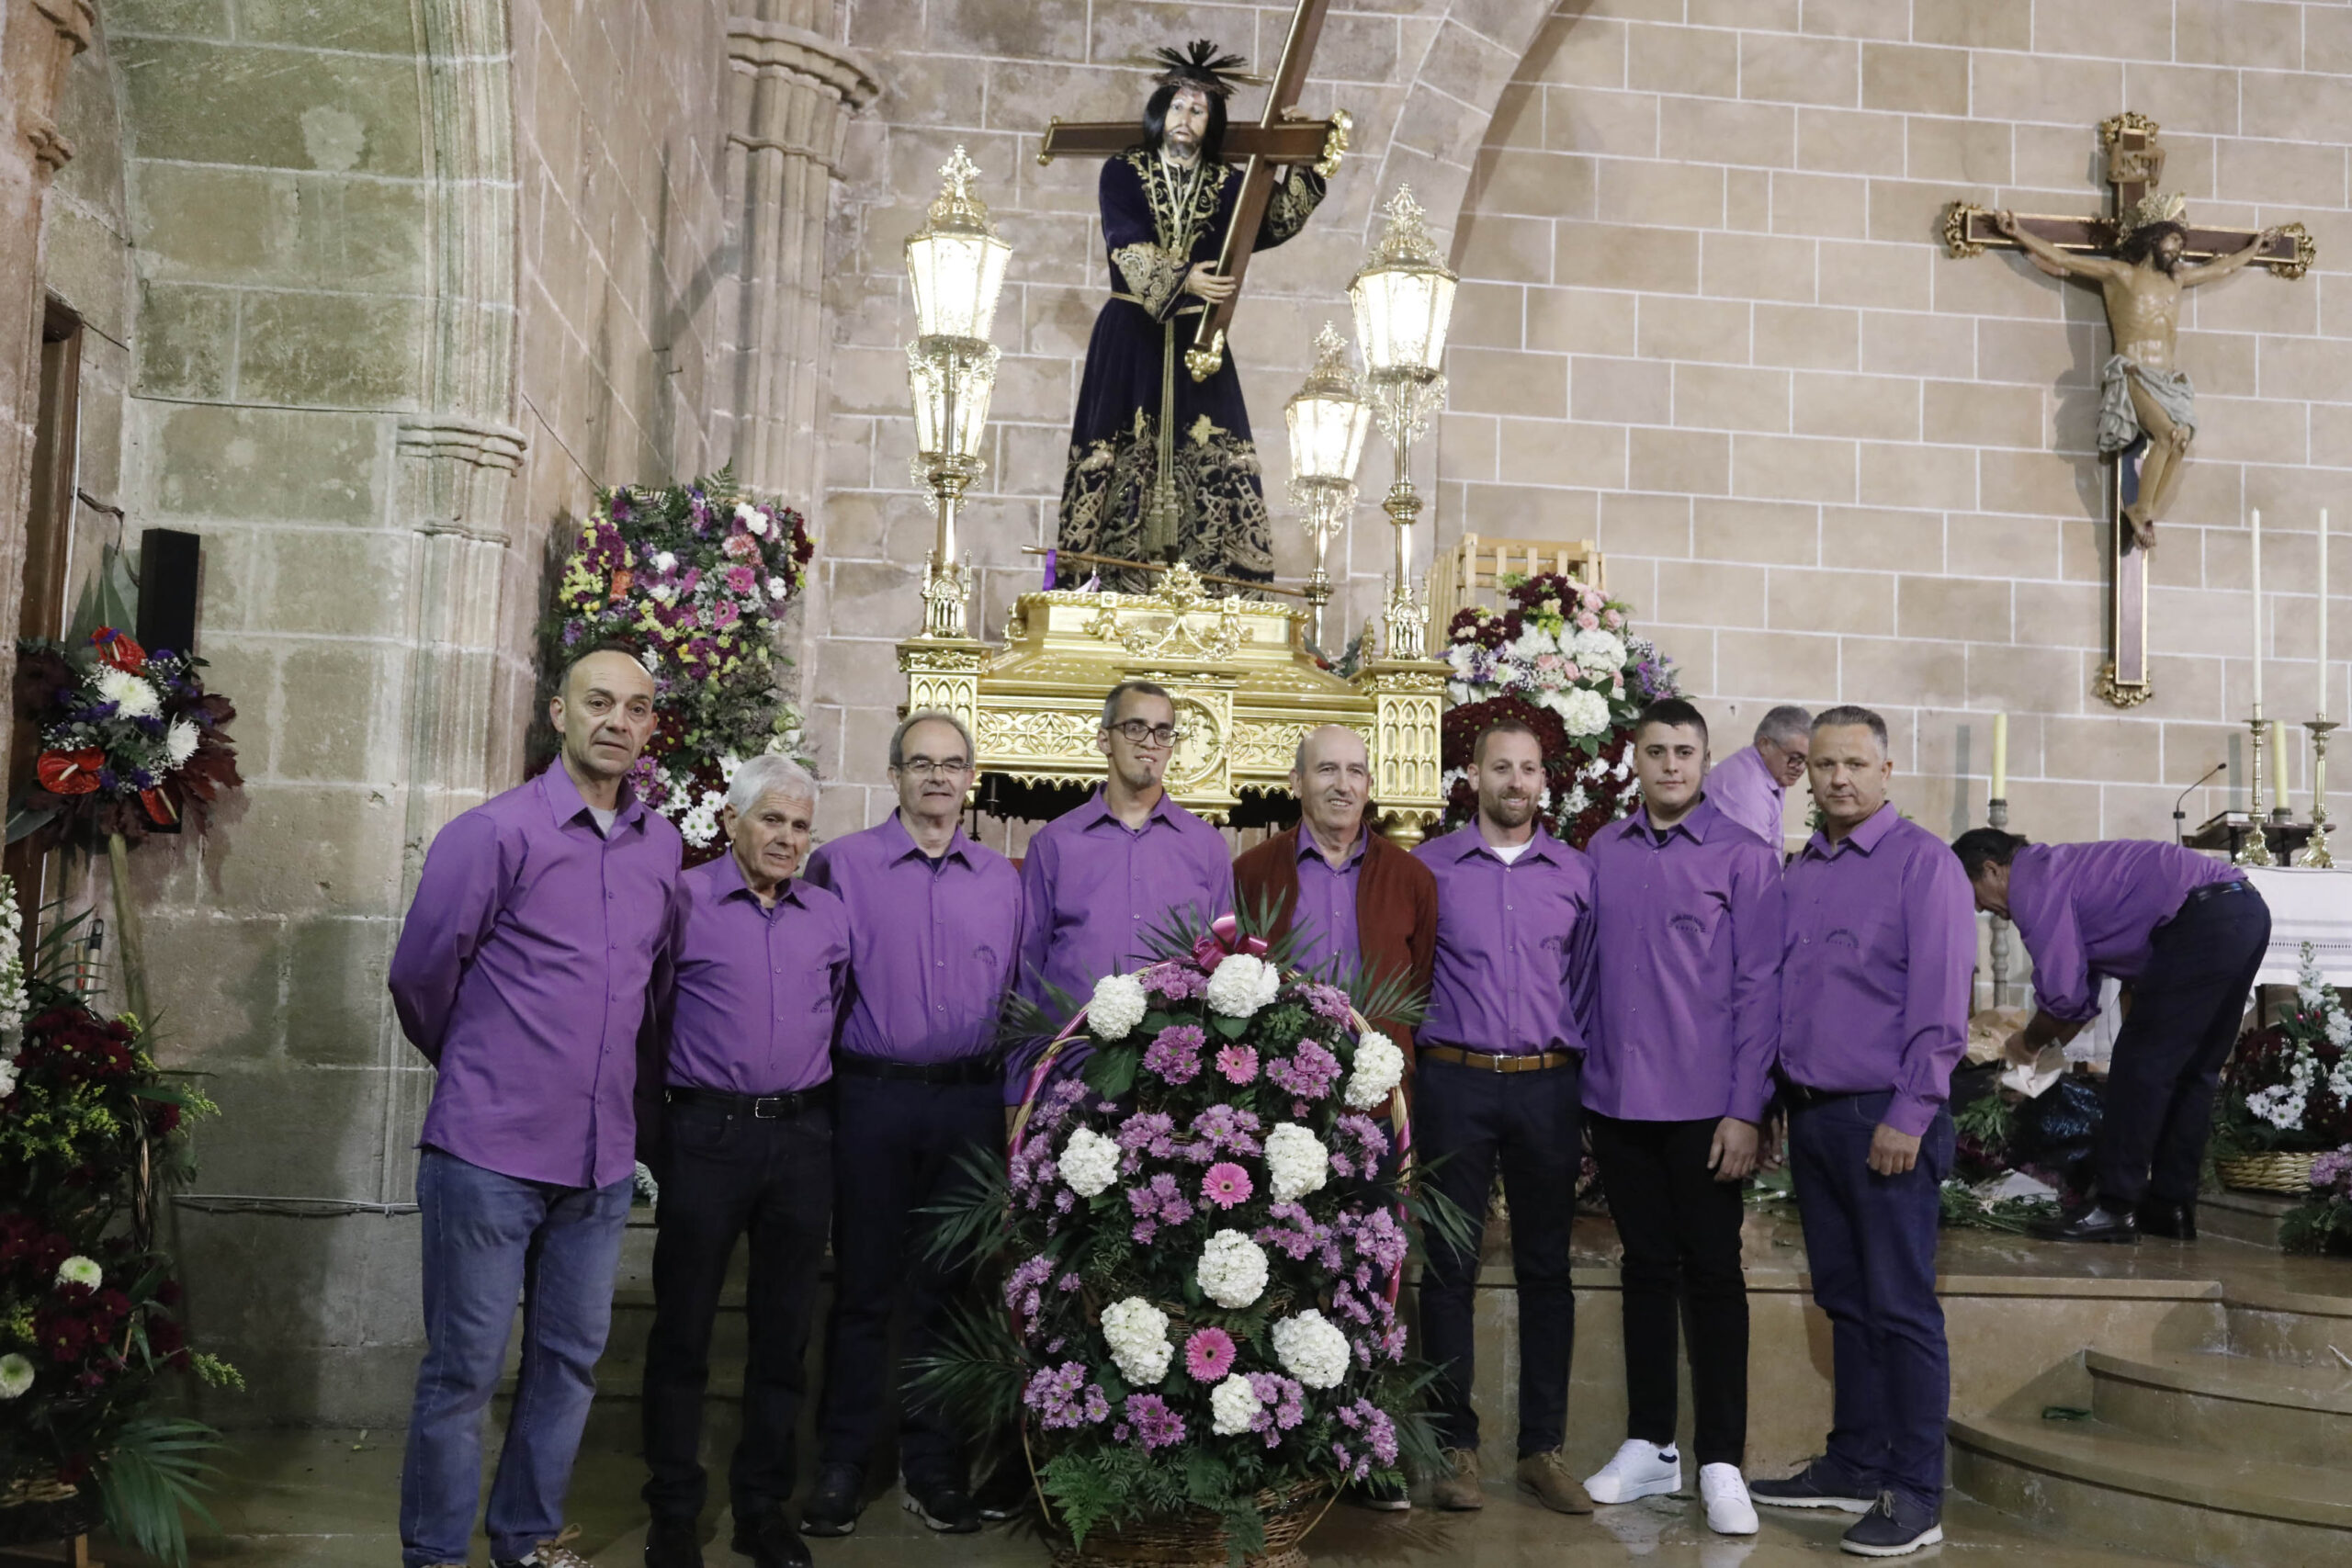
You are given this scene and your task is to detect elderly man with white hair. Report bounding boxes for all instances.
[639,753,847,1568]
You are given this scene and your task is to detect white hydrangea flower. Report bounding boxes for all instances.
[164,717,200,769]
[0,1353,31,1400]
[1204,953,1280,1019]
[1088,973,1150,1041]
[1570,627,1627,672]
[1210,1372,1261,1436]
[1060,1125,1121,1197]
[1271,1309,1351,1389]
[737,502,771,536]
[1265,1122,1329,1202]
[1196,1228,1270,1309]
[1343,1031,1406,1111]
[95,666,162,719]
[56,1256,102,1290]
[1100,1296,1172,1386]
[767,576,790,599]
[651,550,678,573]
[1558,687,1611,737]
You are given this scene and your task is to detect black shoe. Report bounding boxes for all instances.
[731,1506,811,1568]
[1839,1491,1943,1556]
[902,1474,982,1534]
[799,1464,865,1539]
[1748,1456,1874,1513]
[2136,1197,2198,1240]
[646,1515,704,1568]
[1342,1476,1412,1511]
[2029,1201,2138,1243]
[972,1460,1033,1522]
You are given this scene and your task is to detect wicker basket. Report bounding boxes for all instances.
[0,1476,102,1547]
[1045,1483,1334,1568]
[2215,1151,2321,1193]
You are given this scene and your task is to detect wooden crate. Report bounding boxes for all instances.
[1427,533,1605,639]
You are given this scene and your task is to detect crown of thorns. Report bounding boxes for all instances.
[1144,39,1265,98]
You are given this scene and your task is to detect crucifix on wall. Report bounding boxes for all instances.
[1944,113,2314,708]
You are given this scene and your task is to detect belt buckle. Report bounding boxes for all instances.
[752,1095,783,1120]
[1488,1052,1509,1073]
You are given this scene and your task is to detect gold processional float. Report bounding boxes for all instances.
[888,149,1539,846]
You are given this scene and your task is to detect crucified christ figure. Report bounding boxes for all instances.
[1993,203,2278,547]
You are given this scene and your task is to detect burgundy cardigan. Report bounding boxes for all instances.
[1231,825,1438,1055]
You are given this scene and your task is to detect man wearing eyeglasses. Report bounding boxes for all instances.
[798,712,1021,1540]
[1016,680,1234,1022]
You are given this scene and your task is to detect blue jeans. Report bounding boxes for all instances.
[1787,1090,1953,1513]
[400,1147,632,1567]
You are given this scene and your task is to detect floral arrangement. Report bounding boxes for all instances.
[0,881,237,1562]
[2281,1145,2352,1255]
[1437,573,1678,847]
[2214,943,2352,1159]
[8,628,241,852]
[924,919,1451,1554]
[546,468,815,859]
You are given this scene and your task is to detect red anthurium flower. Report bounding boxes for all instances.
[36,748,105,795]
[91,626,146,672]
[140,788,178,827]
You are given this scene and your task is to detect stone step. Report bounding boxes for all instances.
[2196,1190,2296,1249]
[2222,1280,2352,1366]
[2086,1348,2352,1467]
[1949,1411,2352,1567]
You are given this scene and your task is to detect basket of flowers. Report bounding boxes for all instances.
[922,916,1458,1568]
[2212,943,2352,1192]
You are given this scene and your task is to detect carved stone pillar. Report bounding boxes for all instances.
[722,14,877,501]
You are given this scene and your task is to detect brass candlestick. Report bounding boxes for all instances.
[2301,718,2338,868]
[1987,795,2012,1008]
[2242,711,2278,866]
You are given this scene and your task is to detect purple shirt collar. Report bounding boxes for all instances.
[1073,786,1184,835]
[875,809,978,868]
[1295,825,1370,867]
[1435,820,1567,868]
[542,759,649,834]
[1802,800,1899,860]
[1612,796,1730,847]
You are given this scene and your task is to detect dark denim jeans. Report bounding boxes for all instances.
[1787,1090,1953,1514]
[400,1147,632,1567]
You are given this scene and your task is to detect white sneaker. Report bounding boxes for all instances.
[1701,1463,1759,1535]
[1583,1438,1681,1505]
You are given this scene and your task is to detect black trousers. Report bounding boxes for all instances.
[815,1073,1002,1484]
[1415,1054,1581,1458]
[1587,1112,1748,1467]
[2098,885,2271,1207]
[641,1094,833,1523]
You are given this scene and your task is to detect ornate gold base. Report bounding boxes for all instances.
[2095,659,2153,708]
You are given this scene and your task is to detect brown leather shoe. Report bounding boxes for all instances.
[1515,1450,1596,1515]
[1431,1448,1484,1511]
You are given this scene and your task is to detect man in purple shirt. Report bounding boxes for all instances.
[390,646,682,1568]
[1581,699,1781,1538]
[1952,830,2267,1244]
[800,713,1020,1538]
[639,755,847,1568]
[1704,704,1811,852]
[1015,680,1233,1029]
[1750,707,1973,1558]
[1412,718,1600,1517]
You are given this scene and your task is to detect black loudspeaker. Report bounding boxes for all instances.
[137,528,202,655]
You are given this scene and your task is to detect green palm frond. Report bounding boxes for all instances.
[97,1415,223,1568]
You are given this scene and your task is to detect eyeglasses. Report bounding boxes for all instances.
[897,757,973,779]
[1107,719,1182,749]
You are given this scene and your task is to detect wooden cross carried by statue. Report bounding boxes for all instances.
[1944,112,2314,708]
[1039,0,1350,381]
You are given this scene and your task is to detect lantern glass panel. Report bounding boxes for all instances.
[906,229,1011,342]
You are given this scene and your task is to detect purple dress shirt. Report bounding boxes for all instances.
[804,812,1023,1063]
[1017,787,1234,1009]
[2006,840,2235,1023]
[1781,804,1976,1137]
[390,765,684,1190]
[659,854,850,1095]
[1415,823,1599,1055]
[1706,744,1787,852]
[1587,798,1786,1123]
[1290,829,1367,980]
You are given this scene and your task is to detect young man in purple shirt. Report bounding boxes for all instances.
[1750,706,1973,1558]
[1952,830,2267,1244]
[1581,699,1781,1537]
[1412,718,1600,1517]
[639,754,846,1568]
[390,646,683,1568]
[1702,704,1811,852]
[800,713,1021,1538]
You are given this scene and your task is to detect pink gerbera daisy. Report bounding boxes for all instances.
[1185,1325,1238,1382]
[1215,1044,1258,1084]
[1203,1162,1253,1209]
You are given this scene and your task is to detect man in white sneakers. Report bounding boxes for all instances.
[1579,700,1781,1537]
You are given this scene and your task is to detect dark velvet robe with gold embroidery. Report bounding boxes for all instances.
[1056,149,1326,592]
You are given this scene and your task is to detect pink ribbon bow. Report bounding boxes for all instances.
[1189,912,1267,972]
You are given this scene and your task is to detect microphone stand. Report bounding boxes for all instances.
[2173,760,2226,847]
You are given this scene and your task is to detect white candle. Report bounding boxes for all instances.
[2252,508,2264,712]
[1989,712,2007,801]
[2274,718,2290,811]
[2321,509,2331,722]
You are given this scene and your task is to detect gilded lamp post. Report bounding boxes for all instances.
[1283,323,1371,650]
[1349,186,1455,660]
[904,147,1012,640]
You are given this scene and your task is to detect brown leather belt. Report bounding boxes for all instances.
[1419,1044,1575,1074]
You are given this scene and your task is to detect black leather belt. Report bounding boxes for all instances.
[664,1084,827,1119]
[833,1053,1000,1087]
[1779,1081,1872,1110]
[2182,879,2250,908]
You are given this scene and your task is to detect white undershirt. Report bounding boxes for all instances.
[1488,840,1530,864]
[589,806,616,837]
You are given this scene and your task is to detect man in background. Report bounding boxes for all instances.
[1705,705,1811,852]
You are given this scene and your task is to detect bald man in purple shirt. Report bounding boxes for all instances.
[390,646,683,1568]
[1750,706,1973,1559]
[1953,830,2267,1245]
